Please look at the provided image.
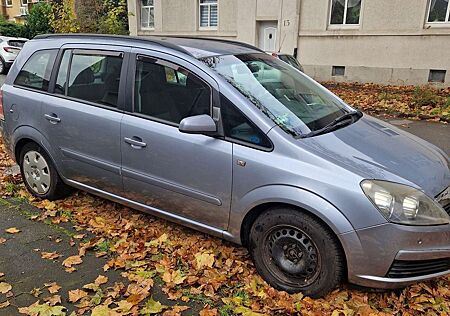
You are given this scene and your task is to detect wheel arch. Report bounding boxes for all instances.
[12,126,62,172]
[229,186,356,271]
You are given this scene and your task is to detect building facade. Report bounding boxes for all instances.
[1,0,34,23]
[127,0,450,86]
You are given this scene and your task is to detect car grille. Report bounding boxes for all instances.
[387,258,450,278]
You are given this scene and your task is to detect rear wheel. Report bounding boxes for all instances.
[19,143,71,200]
[248,206,344,298]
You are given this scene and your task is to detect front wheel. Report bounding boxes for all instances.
[248,207,345,298]
[19,143,72,200]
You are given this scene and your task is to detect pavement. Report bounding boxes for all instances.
[0,74,448,314]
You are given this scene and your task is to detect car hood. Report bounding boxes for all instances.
[300,115,450,198]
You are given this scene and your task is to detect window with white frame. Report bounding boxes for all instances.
[199,0,218,28]
[5,0,12,7]
[330,0,362,25]
[20,0,27,6]
[141,0,155,29]
[427,0,450,23]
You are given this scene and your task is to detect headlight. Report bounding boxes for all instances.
[361,180,449,226]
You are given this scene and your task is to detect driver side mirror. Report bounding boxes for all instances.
[179,115,217,135]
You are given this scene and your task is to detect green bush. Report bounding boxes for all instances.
[23,2,54,39]
[0,17,26,38]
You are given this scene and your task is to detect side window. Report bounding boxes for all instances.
[56,51,123,107]
[14,49,57,91]
[220,95,272,149]
[55,50,71,95]
[134,57,211,124]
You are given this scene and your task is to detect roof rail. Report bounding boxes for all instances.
[33,33,194,57]
[159,35,265,53]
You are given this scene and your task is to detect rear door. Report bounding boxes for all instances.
[39,45,129,194]
[120,49,233,230]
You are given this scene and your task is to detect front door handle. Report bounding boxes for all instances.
[44,113,61,124]
[124,137,147,149]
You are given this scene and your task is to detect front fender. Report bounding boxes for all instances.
[227,185,356,244]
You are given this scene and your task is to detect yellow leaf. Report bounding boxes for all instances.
[0,282,12,294]
[92,305,121,316]
[5,227,20,234]
[113,300,133,313]
[141,297,167,314]
[234,306,266,316]
[0,300,10,309]
[145,233,168,247]
[195,252,215,269]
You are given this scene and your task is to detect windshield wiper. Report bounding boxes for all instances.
[300,110,363,138]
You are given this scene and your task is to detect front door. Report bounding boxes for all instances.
[40,45,129,194]
[120,51,232,230]
[258,21,278,52]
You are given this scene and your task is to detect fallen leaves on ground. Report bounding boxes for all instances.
[1,131,450,315]
[324,82,450,123]
[5,227,20,234]
[0,237,6,244]
[18,301,65,316]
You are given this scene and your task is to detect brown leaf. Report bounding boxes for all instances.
[0,238,6,244]
[68,289,88,303]
[41,252,61,260]
[0,300,10,309]
[44,295,62,306]
[62,255,82,268]
[45,282,61,294]
[95,275,108,286]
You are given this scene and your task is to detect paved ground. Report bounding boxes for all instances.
[0,74,448,314]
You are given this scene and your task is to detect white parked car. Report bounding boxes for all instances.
[0,36,28,74]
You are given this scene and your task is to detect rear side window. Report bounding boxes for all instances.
[220,95,272,149]
[14,49,57,91]
[55,50,123,108]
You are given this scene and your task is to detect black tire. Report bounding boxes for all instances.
[19,143,72,201]
[0,58,6,75]
[248,206,345,298]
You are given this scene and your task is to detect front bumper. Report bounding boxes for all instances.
[341,221,450,289]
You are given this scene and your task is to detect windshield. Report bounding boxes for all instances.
[201,53,353,137]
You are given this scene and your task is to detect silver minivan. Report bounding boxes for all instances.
[1,34,449,298]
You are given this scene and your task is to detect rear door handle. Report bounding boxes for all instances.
[44,113,61,124]
[124,137,147,149]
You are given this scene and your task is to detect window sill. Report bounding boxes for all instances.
[140,27,155,31]
[198,27,218,31]
[424,22,450,29]
[327,24,360,31]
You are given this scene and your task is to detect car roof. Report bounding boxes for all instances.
[33,34,264,59]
